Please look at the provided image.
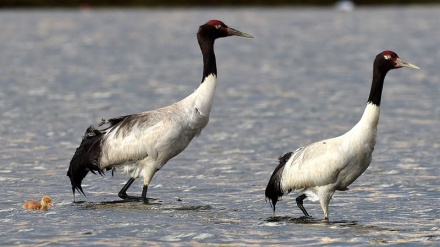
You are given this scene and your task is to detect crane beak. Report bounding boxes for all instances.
[226,27,254,38]
[396,58,420,70]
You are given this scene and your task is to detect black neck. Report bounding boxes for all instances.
[367,66,388,106]
[197,34,217,83]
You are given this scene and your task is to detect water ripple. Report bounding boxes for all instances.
[0,7,439,246]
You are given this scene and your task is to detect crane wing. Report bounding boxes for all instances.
[281,139,345,190]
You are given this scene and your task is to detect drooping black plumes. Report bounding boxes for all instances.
[67,113,143,198]
[67,114,136,198]
[67,126,104,197]
[265,151,293,212]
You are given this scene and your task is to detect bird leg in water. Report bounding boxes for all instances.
[118,178,150,203]
[141,185,148,203]
[118,177,140,200]
[296,194,310,217]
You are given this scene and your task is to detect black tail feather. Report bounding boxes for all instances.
[265,151,293,212]
[67,125,104,198]
[67,115,134,199]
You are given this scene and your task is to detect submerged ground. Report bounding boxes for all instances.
[0,6,439,246]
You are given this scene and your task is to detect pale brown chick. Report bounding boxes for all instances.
[23,196,53,211]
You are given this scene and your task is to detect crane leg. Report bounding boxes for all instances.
[296,194,310,217]
[141,185,149,203]
[118,177,141,200]
[118,177,151,203]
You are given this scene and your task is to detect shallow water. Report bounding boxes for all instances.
[0,6,439,246]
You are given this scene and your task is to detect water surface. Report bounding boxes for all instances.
[0,7,439,246]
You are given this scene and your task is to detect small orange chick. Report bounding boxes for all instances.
[23,196,53,211]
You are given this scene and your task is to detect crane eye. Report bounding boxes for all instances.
[215,25,221,29]
[384,54,391,60]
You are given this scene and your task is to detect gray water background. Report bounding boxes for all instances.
[0,6,439,246]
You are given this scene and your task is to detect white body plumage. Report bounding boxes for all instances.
[100,74,217,184]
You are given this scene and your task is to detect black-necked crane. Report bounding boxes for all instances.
[67,20,253,202]
[265,51,419,220]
